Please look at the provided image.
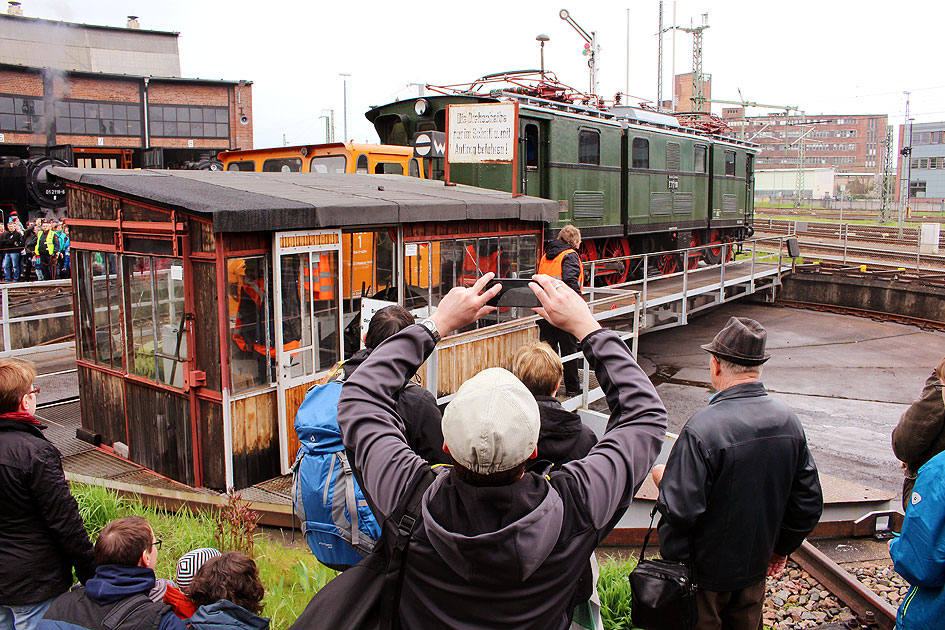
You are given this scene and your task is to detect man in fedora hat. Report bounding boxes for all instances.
[650,316,823,630]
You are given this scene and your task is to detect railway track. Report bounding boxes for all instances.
[756,218,945,249]
[756,208,945,224]
[792,541,897,629]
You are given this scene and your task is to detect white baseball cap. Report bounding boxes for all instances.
[442,367,540,474]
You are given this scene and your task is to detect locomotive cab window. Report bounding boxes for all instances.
[408,158,420,178]
[632,137,649,169]
[356,154,369,173]
[694,146,707,173]
[746,154,754,180]
[374,162,403,175]
[578,129,600,165]
[724,151,736,176]
[310,155,347,174]
[262,158,301,173]
[525,124,539,170]
[227,160,255,172]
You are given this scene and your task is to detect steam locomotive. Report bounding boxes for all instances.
[0,155,68,222]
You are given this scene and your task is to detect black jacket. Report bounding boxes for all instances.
[342,347,448,465]
[527,395,597,472]
[0,415,95,605]
[24,231,38,256]
[338,326,666,629]
[656,382,823,591]
[0,229,23,253]
[542,239,583,293]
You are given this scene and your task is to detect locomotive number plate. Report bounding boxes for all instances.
[667,175,679,190]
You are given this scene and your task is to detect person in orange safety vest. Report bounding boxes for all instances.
[537,225,584,397]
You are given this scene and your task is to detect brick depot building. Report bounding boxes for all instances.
[0,8,252,169]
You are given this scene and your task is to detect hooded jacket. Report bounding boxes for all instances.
[656,382,824,591]
[337,325,666,629]
[893,370,945,508]
[890,450,945,630]
[342,347,447,465]
[40,565,186,630]
[0,414,94,605]
[540,239,583,293]
[187,600,269,630]
[528,395,597,472]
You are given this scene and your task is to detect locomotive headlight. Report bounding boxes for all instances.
[414,99,428,116]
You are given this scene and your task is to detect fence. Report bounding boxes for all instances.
[0,279,74,357]
[756,197,945,215]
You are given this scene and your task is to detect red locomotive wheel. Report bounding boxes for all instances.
[687,233,702,270]
[703,229,723,265]
[657,253,681,276]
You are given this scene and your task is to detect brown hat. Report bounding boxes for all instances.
[701,316,771,366]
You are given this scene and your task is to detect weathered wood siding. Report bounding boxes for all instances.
[78,365,125,446]
[68,188,118,220]
[423,323,539,396]
[191,261,221,391]
[197,399,226,490]
[125,381,193,485]
[189,219,215,254]
[224,232,269,253]
[230,390,280,488]
[282,382,311,464]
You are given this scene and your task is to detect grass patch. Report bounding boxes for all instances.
[597,555,638,629]
[71,484,335,630]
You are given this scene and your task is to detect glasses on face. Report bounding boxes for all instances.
[152,539,162,551]
[934,382,944,391]
[29,386,39,396]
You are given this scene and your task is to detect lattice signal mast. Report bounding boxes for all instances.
[674,13,709,112]
[880,125,893,223]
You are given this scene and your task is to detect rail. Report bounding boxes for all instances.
[792,541,897,630]
[423,289,641,410]
[758,218,945,248]
[0,279,74,358]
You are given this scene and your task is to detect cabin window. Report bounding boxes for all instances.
[408,158,421,178]
[388,120,408,146]
[578,129,600,165]
[227,255,276,394]
[123,255,187,388]
[525,124,539,169]
[262,158,301,173]
[746,154,753,181]
[694,146,707,173]
[309,155,347,174]
[724,151,736,176]
[666,142,681,172]
[410,234,538,326]
[75,251,122,370]
[374,162,404,175]
[226,160,255,172]
[632,138,649,169]
[356,154,369,173]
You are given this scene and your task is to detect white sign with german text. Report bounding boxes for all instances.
[447,103,515,163]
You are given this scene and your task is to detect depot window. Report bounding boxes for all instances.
[632,138,649,169]
[309,155,347,174]
[227,255,275,394]
[122,255,187,388]
[724,151,736,176]
[74,251,122,370]
[56,100,142,137]
[578,129,600,165]
[404,235,538,327]
[149,105,228,139]
[0,94,44,133]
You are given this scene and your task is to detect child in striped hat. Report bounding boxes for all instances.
[148,547,222,619]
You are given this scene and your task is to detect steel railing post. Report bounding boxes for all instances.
[590,261,596,302]
[843,226,848,265]
[681,250,689,326]
[632,293,640,357]
[2,286,9,356]
[750,240,757,293]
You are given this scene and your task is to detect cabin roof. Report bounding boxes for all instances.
[50,169,559,233]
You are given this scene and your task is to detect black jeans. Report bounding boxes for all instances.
[537,319,580,393]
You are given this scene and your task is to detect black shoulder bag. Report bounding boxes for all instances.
[289,466,435,630]
[628,506,697,630]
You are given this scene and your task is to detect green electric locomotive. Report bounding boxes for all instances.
[366,71,758,284]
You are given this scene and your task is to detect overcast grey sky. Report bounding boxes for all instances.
[25,1,944,150]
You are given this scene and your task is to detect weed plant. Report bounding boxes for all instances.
[597,555,639,629]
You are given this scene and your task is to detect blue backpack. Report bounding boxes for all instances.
[291,373,381,570]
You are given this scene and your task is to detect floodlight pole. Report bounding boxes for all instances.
[339,73,351,142]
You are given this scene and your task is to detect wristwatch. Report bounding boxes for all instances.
[419,318,440,343]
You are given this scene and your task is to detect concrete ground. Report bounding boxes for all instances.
[638,301,945,500]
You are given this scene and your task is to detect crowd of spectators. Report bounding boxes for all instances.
[0,213,70,283]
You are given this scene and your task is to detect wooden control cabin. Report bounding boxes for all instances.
[53,168,557,490]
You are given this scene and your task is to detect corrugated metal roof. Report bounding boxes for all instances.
[50,169,559,233]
